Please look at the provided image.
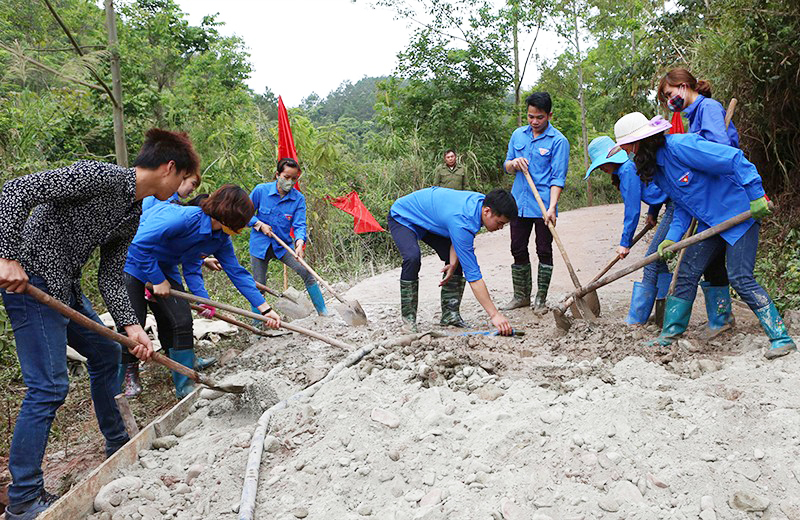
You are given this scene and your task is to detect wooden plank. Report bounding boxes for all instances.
[39,388,200,519]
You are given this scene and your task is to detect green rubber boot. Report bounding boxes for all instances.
[756,302,797,360]
[645,296,693,346]
[400,279,419,332]
[534,264,554,310]
[501,264,532,310]
[440,275,469,327]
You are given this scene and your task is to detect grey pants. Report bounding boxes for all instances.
[251,246,316,288]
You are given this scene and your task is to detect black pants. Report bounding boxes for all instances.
[510,217,553,266]
[120,274,194,364]
[703,248,729,286]
[388,215,463,281]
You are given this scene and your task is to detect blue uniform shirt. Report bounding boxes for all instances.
[125,204,265,308]
[249,182,307,260]
[141,192,179,214]
[390,187,485,283]
[684,95,739,147]
[653,134,765,246]
[505,123,570,218]
[616,161,668,248]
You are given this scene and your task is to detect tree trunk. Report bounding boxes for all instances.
[105,0,128,167]
[573,2,592,205]
[513,8,522,127]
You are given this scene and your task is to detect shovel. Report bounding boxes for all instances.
[521,169,599,318]
[25,284,245,394]
[254,280,300,305]
[189,303,284,339]
[552,206,765,331]
[166,289,358,351]
[268,233,368,326]
[587,221,654,287]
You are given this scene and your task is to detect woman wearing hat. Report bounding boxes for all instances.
[658,67,739,338]
[121,184,282,398]
[609,112,795,359]
[584,136,673,325]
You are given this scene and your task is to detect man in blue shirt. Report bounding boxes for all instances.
[388,187,516,335]
[502,92,570,311]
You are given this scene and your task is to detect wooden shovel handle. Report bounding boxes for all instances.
[589,222,655,285]
[24,284,201,383]
[556,205,767,313]
[521,169,585,291]
[167,288,355,351]
[189,304,273,338]
[268,233,346,304]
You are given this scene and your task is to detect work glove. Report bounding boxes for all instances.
[198,304,216,319]
[657,239,677,261]
[750,196,771,219]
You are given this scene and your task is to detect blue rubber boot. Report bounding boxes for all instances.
[699,282,735,340]
[755,303,797,360]
[194,356,217,371]
[168,348,196,399]
[645,296,693,346]
[625,282,657,325]
[306,283,330,316]
[654,272,673,327]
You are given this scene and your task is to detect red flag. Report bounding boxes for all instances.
[669,111,685,134]
[328,191,385,234]
[277,96,299,162]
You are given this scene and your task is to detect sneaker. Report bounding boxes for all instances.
[5,490,59,519]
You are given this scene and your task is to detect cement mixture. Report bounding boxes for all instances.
[83,204,800,520]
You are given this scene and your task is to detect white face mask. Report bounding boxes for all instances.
[276,177,294,193]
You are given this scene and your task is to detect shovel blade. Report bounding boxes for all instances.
[198,375,245,394]
[584,290,601,317]
[553,307,573,331]
[336,301,368,326]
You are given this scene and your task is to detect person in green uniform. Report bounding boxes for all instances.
[433,149,466,191]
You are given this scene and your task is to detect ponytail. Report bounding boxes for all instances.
[695,79,713,98]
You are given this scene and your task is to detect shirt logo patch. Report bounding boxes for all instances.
[285,214,293,221]
[539,148,550,156]
[678,172,691,184]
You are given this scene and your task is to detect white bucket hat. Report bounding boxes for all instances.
[608,112,671,157]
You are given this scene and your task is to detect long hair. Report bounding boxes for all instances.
[633,133,667,184]
[657,68,713,110]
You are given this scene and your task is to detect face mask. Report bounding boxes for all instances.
[627,151,636,161]
[667,85,686,112]
[276,177,295,193]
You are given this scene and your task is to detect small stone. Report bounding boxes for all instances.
[699,510,717,520]
[753,448,765,460]
[199,389,224,400]
[597,496,620,512]
[138,504,161,520]
[356,503,373,516]
[500,498,528,520]
[734,461,761,482]
[404,489,425,502]
[292,507,309,518]
[264,435,281,453]
[141,458,159,470]
[540,408,562,424]
[371,408,401,428]
[173,417,202,438]
[233,431,251,448]
[174,483,191,495]
[699,452,717,462]
[186,464,204,485]
[730,491,770,512]
[613,480,644,503]
[388,449,400,461]
[700,495,715,511]
[419,489,442,507]
[94,476,143,513]
[152,436,178,450]
[646,473,669,488]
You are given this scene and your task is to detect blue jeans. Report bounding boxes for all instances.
[2,275,128,506]
[642,201,673,286]
[674,221,770,309]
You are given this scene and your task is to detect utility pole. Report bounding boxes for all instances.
[104,0,128,166]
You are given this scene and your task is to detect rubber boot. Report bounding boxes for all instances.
[698,282,735,341]
[654,272,673,328]
[117,362,142,398]
[534,264,554,311]
[400,279,419,332]
[625,282,657,325]
[306,283,330,316]
[194,356,217,371]
[756,303,797,359]
[645,296,693,346]
[440,275,469,327]
[501,264,531,310]
[168,348,196,399]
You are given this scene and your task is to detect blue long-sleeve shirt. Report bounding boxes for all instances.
[683,95,739,147]
[390,187,486,283]
[616,161,668,248]
[505,123,570,218]
[141,192,179,214]
[248,182,307,260]
[653,134,765,246]
[124,204,266,308]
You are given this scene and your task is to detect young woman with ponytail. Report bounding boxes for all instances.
[657,68,740,339]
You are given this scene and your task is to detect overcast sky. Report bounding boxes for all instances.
[176,0,562,107]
